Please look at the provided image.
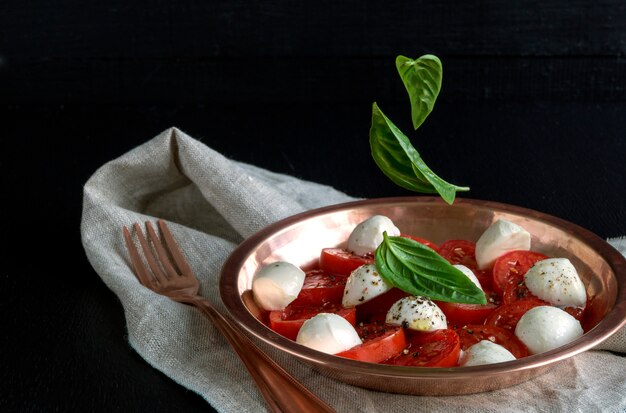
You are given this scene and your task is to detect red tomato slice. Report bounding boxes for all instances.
[492,250,549,295]
[337,324,407,363]
[501,282,586,322]
[484,299,544,332]
[289,269,348,307]
[468,270,493,292]
[456,324,529,359]
[438,240,495,290]
[269,304,356,340]
[400,234,439,253]
[354,288,410,324]
[502,280,548,305]
[383,329,461,367]
[435,299,499,328]
[438,239,479,269]
[564,306,585,321]
[319,248,374,276]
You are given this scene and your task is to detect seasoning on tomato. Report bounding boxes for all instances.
[337,324,407,363]
[435,300,499,328]
[502,280,547,305]
[383,329,461,367]
[438,239,479,269]
[289,269,348,307]
[456,324,529,359]
[319,248,374,276]
[491,250,549,295]
[484,299,544,332]
[269,303,356,340]
[354,288,410,324]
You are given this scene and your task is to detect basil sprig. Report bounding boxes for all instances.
[369,54,469,204]
[375,233,487,305]
[396,54,442,130]
[370,103,469,203]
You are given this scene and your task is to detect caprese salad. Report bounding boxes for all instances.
[250,215,588,367]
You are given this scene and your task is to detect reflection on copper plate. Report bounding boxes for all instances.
[219,197,626,396]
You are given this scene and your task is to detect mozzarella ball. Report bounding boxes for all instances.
[347,215,401,256]
[386,296,447,332]
[459,340,516,366]
[342,264,393,308]
[475,219,531,269]
[515,306,583,354]
[454,264,483,291]
[296,313,362,354]
[524,258,587,308]
[251,261,305,311]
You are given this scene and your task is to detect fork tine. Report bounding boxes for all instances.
[157,219,194,276]
[133,223,168,284]
[123,226,155,287]
[145,221,179,278]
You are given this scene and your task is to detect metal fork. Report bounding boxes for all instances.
[123,219,336,413]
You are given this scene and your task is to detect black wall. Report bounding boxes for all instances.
[4,0,625,232]
[4,1,625,104]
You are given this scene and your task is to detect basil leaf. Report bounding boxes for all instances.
[375,233,487,305]
[369,103,469,204]
[396,54,442,130]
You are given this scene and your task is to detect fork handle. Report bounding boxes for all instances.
[181,296,336,413]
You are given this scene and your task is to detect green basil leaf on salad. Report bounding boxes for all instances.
[396,54,442,130]
[375,233,487,305]
[369,102,469,204]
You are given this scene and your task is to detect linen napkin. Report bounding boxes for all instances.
[81,127,626,413]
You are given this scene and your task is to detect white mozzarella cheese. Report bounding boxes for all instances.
[342,264,393,308]
[514,306,583,354]
[251,261,305,311]
[347,215,401,256]
[475,219,531,269]
[296,313,362,354]
[454,264,483,290]
[458,340,516,366]
[386,296,447,331]
[524,258,586,308]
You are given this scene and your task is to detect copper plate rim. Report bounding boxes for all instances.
[219,196,626,380]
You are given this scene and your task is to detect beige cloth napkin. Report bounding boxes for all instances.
[81,127,626,413]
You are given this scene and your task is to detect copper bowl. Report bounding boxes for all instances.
[219,197,626,395]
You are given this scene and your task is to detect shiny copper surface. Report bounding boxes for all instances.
[219,197,626,395]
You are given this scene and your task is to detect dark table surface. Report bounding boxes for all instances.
[3,1,625,412]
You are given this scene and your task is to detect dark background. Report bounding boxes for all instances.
[2,1,625,412]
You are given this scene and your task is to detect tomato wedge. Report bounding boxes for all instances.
[435,299,499,328]
[502,280,548,305]
[565,306,585,321]
[484,299,544,332]
[319,248,374,276]
[456,324,529,358]
[337,324,407,363]
[289,269,348,306]
[354,287,410,324]
[501,281,586,322]
[438,240,479,269]
[492,250,549,295]
[400,234,439,253]
[383,329,461,367]
[269,304,356,340]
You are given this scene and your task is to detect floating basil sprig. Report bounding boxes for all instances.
[370,54,469,204]
[375,233,487,305]
[396,54,442,130]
